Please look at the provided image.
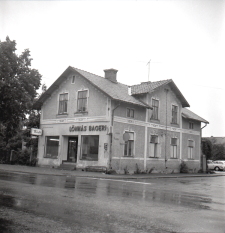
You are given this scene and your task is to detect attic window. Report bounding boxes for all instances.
[71,75,76,84]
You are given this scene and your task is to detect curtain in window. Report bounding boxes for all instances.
[78,90,87,112]
[59,93,68,114]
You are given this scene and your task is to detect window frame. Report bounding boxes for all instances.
[44,136,60,159]
[171,104,178,124]
[58,93,69,115]
[149,135,159,158]
[124,131,135,157]
[126,108,134,118]
[189,122,194,129]
[71,75,76,84]
[77,89,88,112]
[170,137,178,158]
[188,139,194,159]
[80,135,99,161]
[151,98,159,120]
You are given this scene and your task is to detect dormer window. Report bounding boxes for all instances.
[58,93,68,114]
[77,90,88,112]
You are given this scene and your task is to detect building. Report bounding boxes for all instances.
[34,66,209,173]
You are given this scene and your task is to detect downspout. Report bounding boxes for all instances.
[200,122,208,172]
[164,88,169,170]
[109,102,121,169]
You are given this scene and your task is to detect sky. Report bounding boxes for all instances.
[1,0,225,137]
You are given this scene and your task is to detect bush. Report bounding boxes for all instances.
[180,161,189,173]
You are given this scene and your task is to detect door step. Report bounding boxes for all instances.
[58,163,76,171]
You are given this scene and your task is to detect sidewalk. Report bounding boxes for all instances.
[1,164,225,179]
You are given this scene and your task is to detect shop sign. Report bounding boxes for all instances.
[30,128,42,136]
[69,125,107,132]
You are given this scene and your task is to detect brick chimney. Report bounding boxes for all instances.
[104,68,118,83]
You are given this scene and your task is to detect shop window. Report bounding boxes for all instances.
[81,135,99,161]
[188,140,194,159]
[172,105,178,124]
[127,108,134,118]
[189,122,194,129]
[45,136,59,159]
[124,132,134,157]
[149,135,158,157]
[151,99,159,120]
[171,138,178,158]
[77,90,88,112]
[58,93,68,114]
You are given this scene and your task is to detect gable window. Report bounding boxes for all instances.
[77,90,88,112]
[127,108,134,118]
[58,93,68,114]
[124,132,134,157]
[171,138,178,158]
[172,105,178,124]
[189,122,194,129]
[71,75,76,84]
[45,136,59,159]
[149,135,158,157]
[188,140,194,159]
[151,99,159,120]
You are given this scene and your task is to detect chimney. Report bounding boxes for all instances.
[104,68,118,83]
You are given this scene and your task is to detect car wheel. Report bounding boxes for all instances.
[214,166,220,171]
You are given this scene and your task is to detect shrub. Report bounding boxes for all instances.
[180,161,189,173]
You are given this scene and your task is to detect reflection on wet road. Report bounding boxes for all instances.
[0,170,225,233]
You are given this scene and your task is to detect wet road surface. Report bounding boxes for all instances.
[0,171,225,233]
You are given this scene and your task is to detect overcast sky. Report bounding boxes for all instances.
[1,0,225,137]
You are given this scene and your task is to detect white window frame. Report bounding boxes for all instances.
[149,135,159,158]
[124,131,135,157]
[58,92,69,114]
[71,75,76,84]
[77,89,89,112]
[126,108,134,118]
[189,122,194,129]
[151,98,159,120]
[170,137,178,158]
[188,139,194,159]
[171,104,178,124]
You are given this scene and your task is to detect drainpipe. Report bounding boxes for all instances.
[164,88,169,170]
[109,102,121,170]
[200,122,208,172]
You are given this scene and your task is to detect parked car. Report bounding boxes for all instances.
[207,160,225,171]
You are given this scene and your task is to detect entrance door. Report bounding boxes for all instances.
[67,137,78,162]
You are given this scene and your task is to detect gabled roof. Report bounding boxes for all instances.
[182,108,209,124]
[131,79,190,107]
[33,66,151,109]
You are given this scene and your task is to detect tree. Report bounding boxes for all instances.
[212,144,225,161]
[201,138,212,160]
[0,36,42,143]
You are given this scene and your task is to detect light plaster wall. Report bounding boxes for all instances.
[42,72,108,120]
[147,85,182,128]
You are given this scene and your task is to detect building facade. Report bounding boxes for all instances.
[34,66,208,173]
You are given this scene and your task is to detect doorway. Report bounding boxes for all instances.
[67,137,78,162]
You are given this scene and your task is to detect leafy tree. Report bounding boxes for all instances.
[211,144,225,160]
[0,36,42,144]
[201,138,212,160]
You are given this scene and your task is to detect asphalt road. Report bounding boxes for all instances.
[0,170,225,233]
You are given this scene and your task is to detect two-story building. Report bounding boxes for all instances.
[34,66,209,173]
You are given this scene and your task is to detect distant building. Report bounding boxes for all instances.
[202,137,225,145]
[34,66,209,173]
